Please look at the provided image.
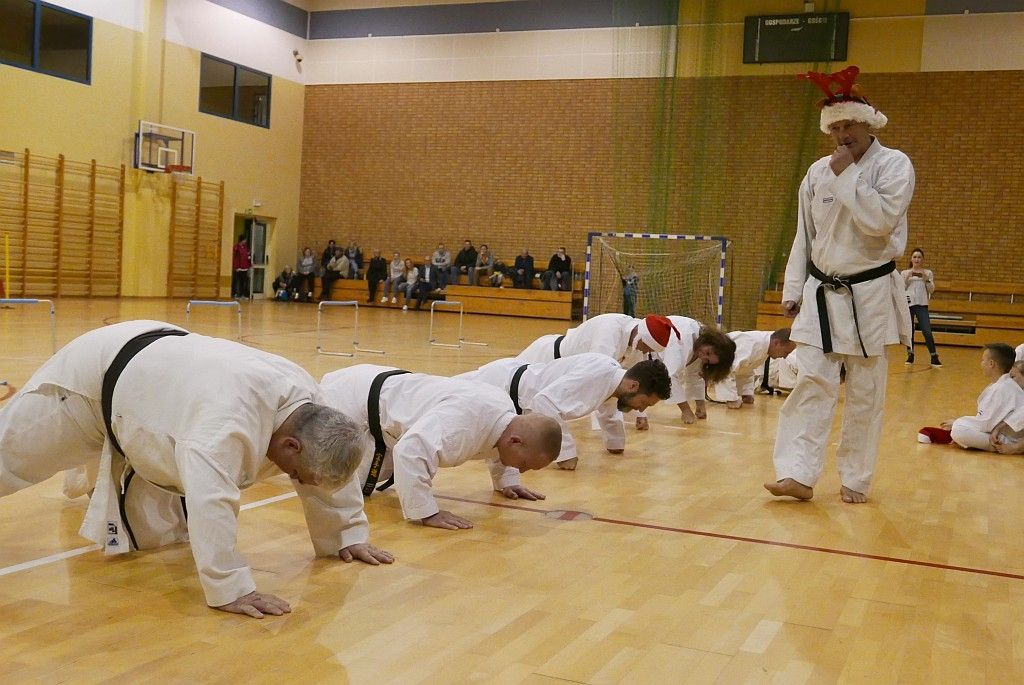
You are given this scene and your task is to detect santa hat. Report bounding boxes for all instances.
[918,427,953,445]
[798,66,888,134]
[635,314,680,353]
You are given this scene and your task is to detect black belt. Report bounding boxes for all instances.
[553,335,565,359]
[808,260,895,358]
[363,369,411,496]
[509,364,530,415]
[102,328,189,550]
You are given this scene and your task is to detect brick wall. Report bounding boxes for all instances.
[300,71,1024,329]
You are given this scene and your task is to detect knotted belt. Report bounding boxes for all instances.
[362,369,411,496]
[101,328,190,550]
[808,260,895,358]
[553,335,565,359]
[509,364,530,415]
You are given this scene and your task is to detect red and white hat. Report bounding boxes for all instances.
[799,65,887,134]
[635,314,680,353]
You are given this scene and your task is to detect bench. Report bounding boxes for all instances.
[755,280,1024,348]
[300,265,585,320]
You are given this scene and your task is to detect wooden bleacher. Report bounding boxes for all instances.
[756,280,1024,348]
[307,266,585,320]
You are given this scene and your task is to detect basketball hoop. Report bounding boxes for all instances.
[164,164,192,177]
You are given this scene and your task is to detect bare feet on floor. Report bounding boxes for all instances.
[840,485,867,503]
[764,478,813,500]
[556,457,578,470]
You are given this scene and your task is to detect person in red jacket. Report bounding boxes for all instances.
[231,234,251,299]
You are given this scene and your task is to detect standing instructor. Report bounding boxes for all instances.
[765,66,914,504]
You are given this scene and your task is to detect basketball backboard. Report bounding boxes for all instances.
[134,120,196,174]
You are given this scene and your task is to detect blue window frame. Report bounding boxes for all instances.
[0,0,92,83]
[199,54,271,128]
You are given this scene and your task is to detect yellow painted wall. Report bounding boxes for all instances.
[157,42,306,293]
[0,10,305,297]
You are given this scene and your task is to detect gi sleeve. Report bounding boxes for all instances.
[178,444,255,608]
[294,474,370,556]
[783,173,815,304]
[830,153,915,238]
[595,399,625,451]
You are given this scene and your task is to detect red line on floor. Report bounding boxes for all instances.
[435,494,1024,581]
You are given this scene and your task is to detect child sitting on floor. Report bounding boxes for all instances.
[988,360,1024,454]
[918,343,1024,449]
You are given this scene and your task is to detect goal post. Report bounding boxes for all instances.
[584,232,727,326]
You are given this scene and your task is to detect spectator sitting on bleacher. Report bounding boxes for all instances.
[345,242,363,279]
[450,239,477,288]
[319,248,349,301]
[320,240,336,278]
[471,244,495,286]
[295,247,316,302]
[541,247,572,292]
[918,343,1024,450]
[382,251,404,303]
[432,243,452,290]
[412,255,443,310]
[397,258,418,311]
[272,265,296,301]
[513,248,534,289]
[365,249,388,303]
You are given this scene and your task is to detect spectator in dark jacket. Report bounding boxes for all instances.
[513,248,535,289]
[449,239,478,287]
[541,248,572,292]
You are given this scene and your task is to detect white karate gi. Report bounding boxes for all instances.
[714,331,773,402]
[950,374,1024,451]
[319,365,521,530]
[456,353,627,461]
[653,316,704,406]
[1,321,350,608]
[1016,343,1024,363]
[515,313,646,367]
[773,136,915,494]
[1,320,182,495]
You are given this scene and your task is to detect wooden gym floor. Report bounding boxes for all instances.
[1,298,1022,684]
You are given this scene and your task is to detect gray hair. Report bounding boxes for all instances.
[290,403,364,489]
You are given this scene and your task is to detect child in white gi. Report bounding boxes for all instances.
[920,343,1024,450]
[989,361,1024,454]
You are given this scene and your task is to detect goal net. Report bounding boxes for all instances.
[584,232,727,325]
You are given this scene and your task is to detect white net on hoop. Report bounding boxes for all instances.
[585,234,725,325]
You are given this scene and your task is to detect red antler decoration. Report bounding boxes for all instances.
[798,66,865,106]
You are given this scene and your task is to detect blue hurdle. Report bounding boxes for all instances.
[185,300,242,339]
[0,298,56,354]
[317,300,384,356]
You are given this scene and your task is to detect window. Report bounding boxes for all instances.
[199,54,271,128]
[0,0,92,83]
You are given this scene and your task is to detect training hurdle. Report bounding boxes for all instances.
[0,299,56,354]
[185,300,242,340]
[317,300,385,356]
[428,300,488,348]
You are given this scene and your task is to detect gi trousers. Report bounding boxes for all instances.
[771,343,889,494]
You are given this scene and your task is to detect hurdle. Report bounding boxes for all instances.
[317,300,384,356]
[0,299,56,354]
[428,300,488,348]
[185,300,242,340]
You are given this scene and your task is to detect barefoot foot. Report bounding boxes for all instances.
[556,458,578,471]
[764,478,813,500]
[840,486,867,503]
